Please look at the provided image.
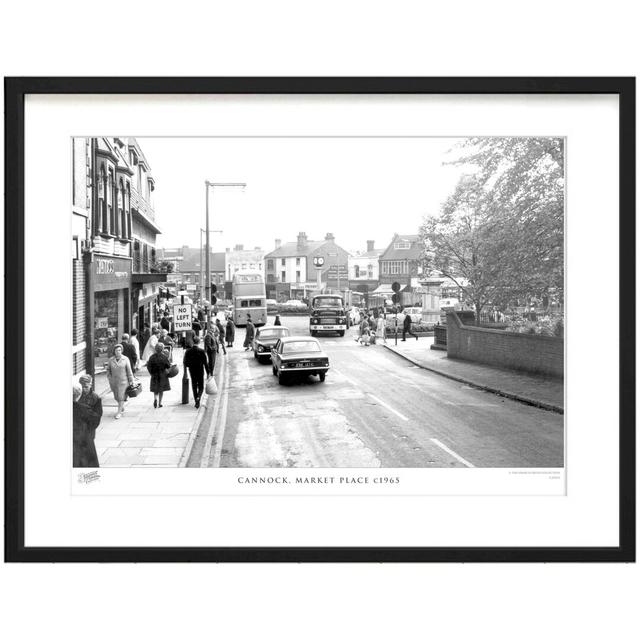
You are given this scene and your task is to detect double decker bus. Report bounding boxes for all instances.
[231,271,267,326]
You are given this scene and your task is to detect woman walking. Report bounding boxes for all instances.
[376,314,387,343]
[142,327,160,361]
[225,316,236,348]
[146,342,171,408]
[106,344,134,419]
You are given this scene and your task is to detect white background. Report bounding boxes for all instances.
[1,1,638,639]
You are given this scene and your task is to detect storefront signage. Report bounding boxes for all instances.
[93,255,131,292]
[173,304,192,332]
[96,317,109,329]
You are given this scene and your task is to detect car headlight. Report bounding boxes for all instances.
[258,345,264,352]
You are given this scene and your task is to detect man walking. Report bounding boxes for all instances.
[215,318,227,355]
[183,337,210,408]
[244,315,255,351]
[402,312,418,341]
[204,328,217,375]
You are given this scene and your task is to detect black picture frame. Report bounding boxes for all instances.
[4,77,635,563]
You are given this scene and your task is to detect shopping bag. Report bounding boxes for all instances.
[205,376,218,395]
[126,380,143,398]
[167,363,180,378]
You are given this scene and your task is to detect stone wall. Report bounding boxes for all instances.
[446,311,564,378]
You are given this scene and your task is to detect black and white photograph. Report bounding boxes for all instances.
[72,135,565,471]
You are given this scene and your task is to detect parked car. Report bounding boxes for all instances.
[252,325,290,363]
[266,298,278,313]
[271,336,330,385]
[282,299,307,307]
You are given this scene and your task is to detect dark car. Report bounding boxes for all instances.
[271,336,330,385]
[252,325,290,363]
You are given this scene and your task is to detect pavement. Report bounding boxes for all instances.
[382,336,564,414]
[94,346,211,467]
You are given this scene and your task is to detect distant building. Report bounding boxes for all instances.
[348,240,383,306]
[157,246,226,301]
[264,232,350,301]
[373,233,424,307]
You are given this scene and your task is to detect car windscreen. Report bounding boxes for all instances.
[259,328,289,339]
[313,298,342,308]
[282,341,321,354]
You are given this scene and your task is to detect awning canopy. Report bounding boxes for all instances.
[132,273,168,285]
[371,284,394,295]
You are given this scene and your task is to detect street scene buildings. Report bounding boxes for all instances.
[72,136,565,471]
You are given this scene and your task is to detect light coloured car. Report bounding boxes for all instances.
[252,325,290,362]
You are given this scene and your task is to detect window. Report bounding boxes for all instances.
[354,265,360,278]
[281,258,286,267]
[267,259,274,270]
[281,270,286,282]
[382,260,407,275]
[296,257,300,265]
[107,169,115,234]
[98,167,107,232]
[118,179,126,238]
[296,271,301,282]
[393,241,411,250]
[126,184,132,238]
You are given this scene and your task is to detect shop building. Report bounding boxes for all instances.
[348,240,383,307]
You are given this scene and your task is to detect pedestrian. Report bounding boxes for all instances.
[142,327,160,361]
[146,342,171,408]
[73,376,102,467]
[197,306,206,324]
[368,314,376,331]
[106,344,134,419]
[130,329,141,371]
[215,318,227,355]
[376,314,387,343]
[160,329,175,359]
[204,328,217,374]
[160,312,171,332]
[359,316,369,337]
[402,312,418,341]
[192,316,202,338]
[274,314,281,326]
[121,333,138,371]
[183,336,210,409]
[140,323,151,355]
[358,326,372,346]
[226,316,236,348]
[244,316,255,351]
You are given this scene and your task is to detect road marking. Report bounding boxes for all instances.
[200,354,226,467]
[429,438,475,468]
[367,393,409,422]
[211,363,230,467]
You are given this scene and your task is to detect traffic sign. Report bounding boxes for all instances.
[313,256,325,268]
[391,281,401,293]
[173,304,192,332]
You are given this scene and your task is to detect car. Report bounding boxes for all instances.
[252,325,291,362]
[282,299,307,307]
[271,336,330,385]
[266,298,278,312]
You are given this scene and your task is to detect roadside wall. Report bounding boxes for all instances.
[446,312,564,378]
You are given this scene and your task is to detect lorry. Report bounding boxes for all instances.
[309,293,348,337]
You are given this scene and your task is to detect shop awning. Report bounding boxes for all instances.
[371,284,394,295]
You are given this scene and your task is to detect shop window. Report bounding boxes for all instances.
[354,265,360,278]
[281,270,286,282]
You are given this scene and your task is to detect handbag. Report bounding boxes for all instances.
[167,363,179,378]
[205,376,218,395]
[126,380,143,398]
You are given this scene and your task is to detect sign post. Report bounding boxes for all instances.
[173,301,192,405]
[313,255,325,290]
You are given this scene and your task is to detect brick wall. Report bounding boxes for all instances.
[446,311,564,378]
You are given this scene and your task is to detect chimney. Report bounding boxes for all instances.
[234,244,244,251]
[325,232,335,242]
[367,240,375,252]
[275,239,282,249]
[297,232,307,250]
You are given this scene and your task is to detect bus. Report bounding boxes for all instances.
[231,271,267,326]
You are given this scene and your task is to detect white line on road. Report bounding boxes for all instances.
[429,438,475,468]
[200,354,226,467]
[367,393,409,422]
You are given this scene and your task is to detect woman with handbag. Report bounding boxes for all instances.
[106,344,134,419]
[146,342,171,408]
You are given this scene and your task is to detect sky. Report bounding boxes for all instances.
[139,137,469,255]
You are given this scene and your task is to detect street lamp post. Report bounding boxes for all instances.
[200,227,221,304]
[205,181,246,324]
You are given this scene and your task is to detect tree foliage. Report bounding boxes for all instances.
[420,137,564,318]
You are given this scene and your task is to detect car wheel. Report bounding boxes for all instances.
[310,330,316,337]
[319,372,326,382]
[278,371,286,385]
[338,331,345,337]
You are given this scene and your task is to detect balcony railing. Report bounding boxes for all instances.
[130,185,155,222]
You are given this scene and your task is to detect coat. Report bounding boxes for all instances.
[243,322,255,347]
[183,346,210,377]
[142,334,158,361]
[73,401,100,467]
[403,314,412,329]
[146,352,171,392]
[122,342,138,368]
[106,355,134,402]
[215,322,226,339]
[226,320,235,342]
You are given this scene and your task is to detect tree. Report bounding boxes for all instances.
[152,260,174,274]
[420,137,564,322]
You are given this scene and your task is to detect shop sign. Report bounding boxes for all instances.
[173,304,192,332]
[96,317,109,329]
[93,256,131,291]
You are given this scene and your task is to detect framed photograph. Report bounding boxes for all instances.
[4,77,635,562]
